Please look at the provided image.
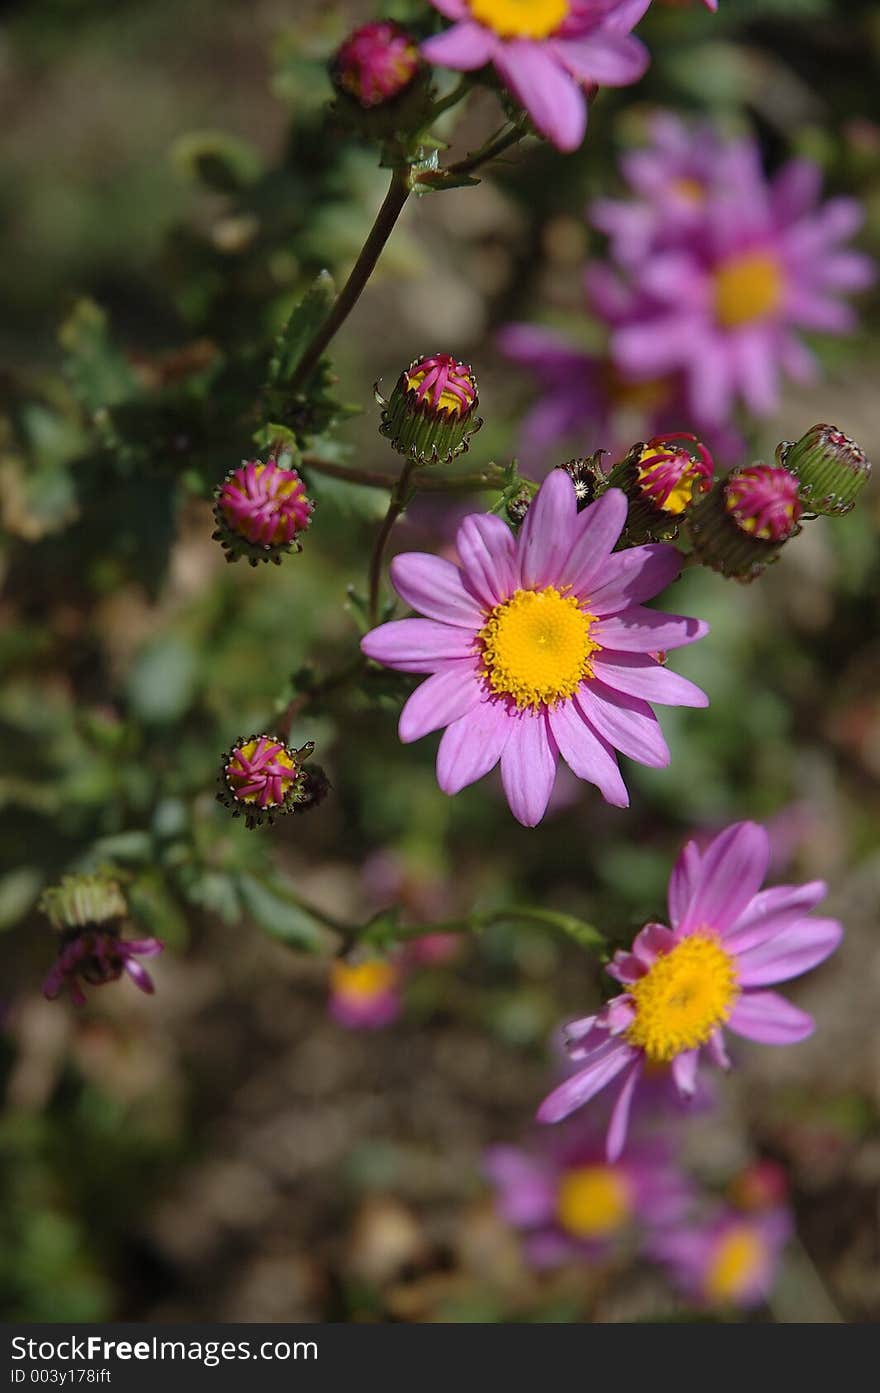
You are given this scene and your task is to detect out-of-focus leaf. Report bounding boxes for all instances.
[59,299,138,413]
[236,871,326,951]
[268,270,335,386]
[0,867,43,931]
[127,636,199,725]
[171,131,264,193]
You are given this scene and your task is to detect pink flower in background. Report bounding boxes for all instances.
[651,1206,791,1309]
[328,958,402,1030]
[333,22,422,108]
[485,1124,690,1267]
[362,471,709,826]
[538,821,842,1155]
[598,127,873,428]
[423,1,652,152]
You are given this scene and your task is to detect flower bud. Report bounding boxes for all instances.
[555,452,610,510]
[39,874,163,1007]
[213,458,313,566]
[289,763,331,816]
[777,423,872,515]
[608,433,713,541]
[689,463,802,581]
[505,479,539,526]
[377,354,481,466]
[218,734,316,828]
[332,22,422,110]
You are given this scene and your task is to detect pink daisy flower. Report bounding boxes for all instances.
[538,821,843,1156]
[422,1,652,152]
[329,958,402,1030]
[485,1123,691,1268]
[651,1206,791,1310]
[361,470,709,827]
[605,134,874,427]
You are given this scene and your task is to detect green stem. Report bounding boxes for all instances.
[367,458,418,626]
[428,78,471,121]
[274,653,366,734]
[289,165,412,392]
[302,453,507,494]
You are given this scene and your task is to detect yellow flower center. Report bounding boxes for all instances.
[331,960,397,1000]
[705,1225,767,1303]
[603,365,672,415]
[556,1165,632,1240]
[672,176,706,205]
[714,252,784,329]
[626,933,739,1063]
[469,0,570,41]
[478,586,599,710]
[636,445,702,516]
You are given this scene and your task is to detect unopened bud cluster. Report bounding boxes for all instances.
[218,734,326,828]
[213,457,313,566]
[779,423,872,516]
[378,354,481,466]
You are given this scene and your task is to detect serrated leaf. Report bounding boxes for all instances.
[268,271,336,386]
[236,872,326,951]
[59,299,138,413]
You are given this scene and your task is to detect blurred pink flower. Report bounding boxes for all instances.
[538,821,843,1156]
[328,958,402,1030]
[44,930,163,1007]
[651,1206,791,1309]
[423,1,652,152]
[362,471,709,826]
[595,126,874,428]
[485,1122,691,1267]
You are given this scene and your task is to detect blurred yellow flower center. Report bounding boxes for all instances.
[469,0,570,40]
[478,586,599,709]
[714,252,783,329]
[672,176,706,205]
[626,933,739,1063]
[331,960,396,1000]
[705,1225,766,1303]
[604,365,671,415]
[636,446,703,516]
[556,1165,632,1239]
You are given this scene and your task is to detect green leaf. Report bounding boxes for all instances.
[127,635,199,725]
[59,299,138,413]
[268,271,336,386]
[171,130,264,193]
[0,867,43,932]
[236,872,326,951]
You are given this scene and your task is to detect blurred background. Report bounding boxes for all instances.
[1,0,879,1322]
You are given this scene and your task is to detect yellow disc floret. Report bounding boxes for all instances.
[626,933,739,1063]
[705,1225,767,1303]
[331,960,397,1000]
[469,0,570,41]
[556,1165,633,1240]
[478,586,599,710]
[714,252,784,329]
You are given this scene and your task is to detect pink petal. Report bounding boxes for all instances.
[584,544,683,616]
[591,651,708,708]
[390,552,484,628]
[436,697,511,794]
[576,681,670,768]
[483,1147,555,1227]
[724,881,828,953]
[398,663,482,743]
[632,922,677,968]
[728,990,815,1045]
[606,1059,643,1162]
[563,488,629,597]
[361,618,475,672]
[516,469,578,590]
[735,917,842,988]
[422,20,496,71]
[536,1040,637,1124]
[500,710,558,827]
[599,0,653,31]
[707,1027,730,1070]
[456,513,517,608]
[667,839,703,927]
[593,608,709,653]
[552,33,649,88]
[493,42,586,154]
[671,1048,700,1098]
[548,698,629,807]
[430,0,468,16]
[676,822,770,936]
